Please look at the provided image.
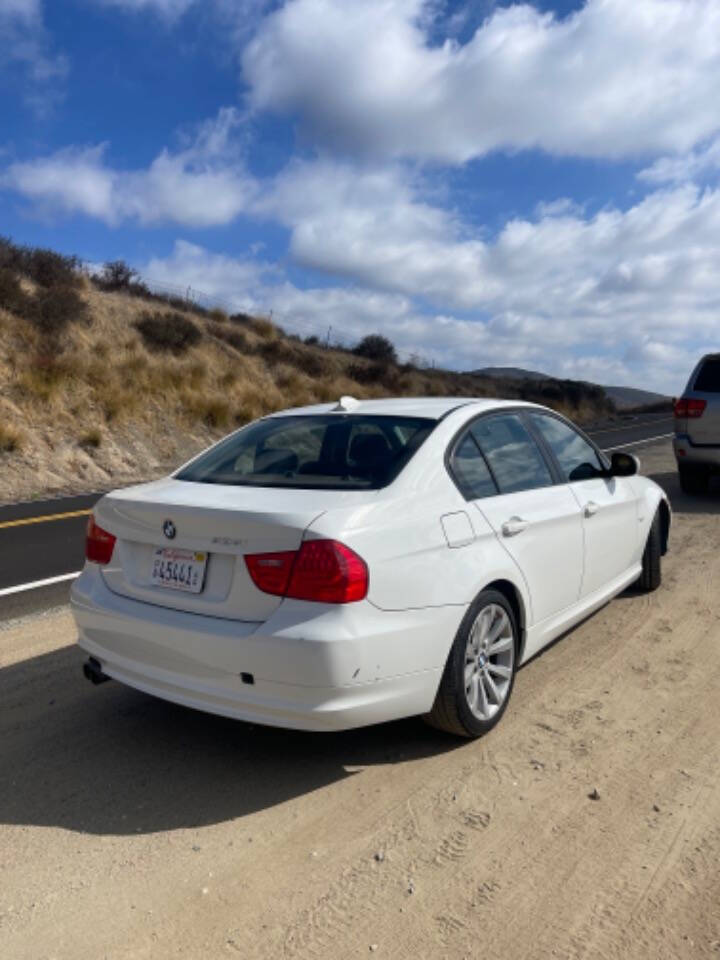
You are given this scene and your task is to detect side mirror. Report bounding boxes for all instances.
[610,451,639,477]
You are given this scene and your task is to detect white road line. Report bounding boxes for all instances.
[0,571,81,598]
[601,433,674,452]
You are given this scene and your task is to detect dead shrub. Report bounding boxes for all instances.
[229,311,259,326]
[32,285,91,336]
[80,428,102,450]
[296,349,327,378]
[0,268,33,317]
[135,311,202,354]
[95,260,137,291]
[352,333,397,365]
[0,423,24,453]
[0,239,82,288]
[209,308,228,324]
[259,338,290,364]
[347,361,387,385]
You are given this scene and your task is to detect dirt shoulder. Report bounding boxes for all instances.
[1,441,719,959]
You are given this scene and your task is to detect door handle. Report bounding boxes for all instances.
[584,501,599,517]
[501,516,528,537]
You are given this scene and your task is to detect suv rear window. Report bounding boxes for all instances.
[694,358,720,393]
[176,414,435,489]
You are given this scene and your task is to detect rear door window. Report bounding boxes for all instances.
[471,414,553,494]
[530,414,605,482]
[450,433,498,499]
[694,358,720,392]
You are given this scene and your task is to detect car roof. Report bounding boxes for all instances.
[269,396,542,420]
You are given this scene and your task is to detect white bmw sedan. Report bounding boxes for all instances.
[72,397,670,737]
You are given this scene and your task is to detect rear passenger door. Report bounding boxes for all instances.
[529,412,639,598]
[452,413,584,626]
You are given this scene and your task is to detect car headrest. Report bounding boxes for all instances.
[254,448,299,475]
[349,433,390,463]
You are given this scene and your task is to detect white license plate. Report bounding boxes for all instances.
[151,548,207,593]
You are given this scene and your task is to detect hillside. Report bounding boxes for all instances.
[474,366,671,411]
[600,384,672,411]
[0,239,617,503]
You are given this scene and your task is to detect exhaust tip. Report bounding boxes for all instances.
[83,657,110,685]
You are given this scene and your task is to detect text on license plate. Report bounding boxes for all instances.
[151,548,207,593]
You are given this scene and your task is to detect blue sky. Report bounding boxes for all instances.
[2,0,720,392]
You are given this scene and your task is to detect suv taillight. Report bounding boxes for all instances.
[674,397,706,419]
[86,516,116,565]
[245,540,368,604]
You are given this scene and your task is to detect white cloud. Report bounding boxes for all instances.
[0,0,67,112]
[256,160,720,359]
[91,0,196,17]
[639,136,720,185]
[244,0,720,163]
[140,165,720,397]
[254,159,487,304]
[0,0,40,18]
[88,0,274,30]
[139,239,505,369]
[4,144,116,219]
[2,108,255,226]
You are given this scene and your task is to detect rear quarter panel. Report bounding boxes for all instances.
[304,458,530,617]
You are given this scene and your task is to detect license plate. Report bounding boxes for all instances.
[151,548,207,593]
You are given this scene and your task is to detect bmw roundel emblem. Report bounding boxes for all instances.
[163,519,177,540]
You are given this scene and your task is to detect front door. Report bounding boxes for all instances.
[466,413,584,624]
[528,412,639,598]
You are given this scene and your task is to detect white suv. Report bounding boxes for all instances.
[674,354,720,494]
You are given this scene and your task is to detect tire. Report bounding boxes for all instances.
[425,589,518,738]
[638,511,662,592]
[678,462,707,495]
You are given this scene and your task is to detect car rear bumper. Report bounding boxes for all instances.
[674,434,720,468]
[71,566,462,731]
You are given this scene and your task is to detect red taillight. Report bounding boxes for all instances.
[288,539,368,603]
[674,397,706,418]
[245,551,296,596]
[245,539,368,604]
[86,516,116,565]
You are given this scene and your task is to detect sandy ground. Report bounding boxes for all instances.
[1,440,719,960]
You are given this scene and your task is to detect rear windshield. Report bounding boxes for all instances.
[176,414,436,489]
[694,358,720,393]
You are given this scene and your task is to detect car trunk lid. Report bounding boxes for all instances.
[94,478,366,621]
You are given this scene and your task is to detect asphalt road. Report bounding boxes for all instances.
[0,413,675,617]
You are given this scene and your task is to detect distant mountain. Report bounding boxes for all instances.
[472,367,671,411]
[601,385,671,410]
